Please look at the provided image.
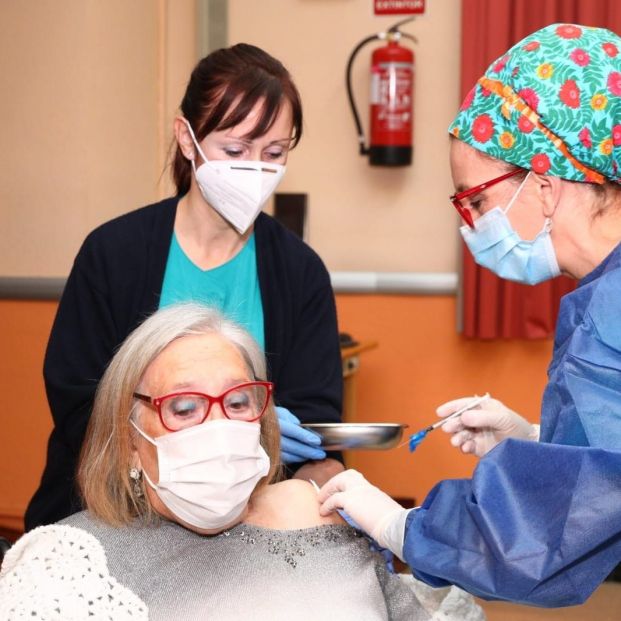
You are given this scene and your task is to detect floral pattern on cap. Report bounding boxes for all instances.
[449,23,621,183]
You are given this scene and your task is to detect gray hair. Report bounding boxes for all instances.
[129,302,266,386]
[78,303,280,525]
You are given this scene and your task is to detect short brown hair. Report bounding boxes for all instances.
[78,303,281,526]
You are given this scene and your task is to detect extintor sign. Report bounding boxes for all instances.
[374,0,425,15]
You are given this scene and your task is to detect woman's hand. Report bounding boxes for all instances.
[437,396,540,457]
[317,470,407,554]
[275,407,326,463]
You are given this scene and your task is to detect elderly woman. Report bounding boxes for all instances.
[0,304,483,620]
[319,23,621,608]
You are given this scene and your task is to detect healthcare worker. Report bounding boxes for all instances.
[318,23,621,607]
[26,43,343,530]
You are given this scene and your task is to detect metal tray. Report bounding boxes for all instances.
[301,423,408,450]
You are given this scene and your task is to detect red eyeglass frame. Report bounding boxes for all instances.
[133,381,274,431]
[449,168,523,229]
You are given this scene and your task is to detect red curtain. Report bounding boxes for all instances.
[459,0,621,339]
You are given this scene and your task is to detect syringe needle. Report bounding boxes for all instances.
[429,393,490,431]
[399,393,490,452]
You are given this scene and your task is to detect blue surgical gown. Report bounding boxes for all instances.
[406,242,621,607]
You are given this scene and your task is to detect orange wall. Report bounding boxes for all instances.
[0,301,57,531]
[0,295,553,530]
[335,295,553,506]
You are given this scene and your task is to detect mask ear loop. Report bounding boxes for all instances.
[129,419,160,489]
[182,119,210,169]
[502,171,531,215]
[130,419,157,447]
[503,171,553,239]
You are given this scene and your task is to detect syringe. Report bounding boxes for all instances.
[398,393,490,452]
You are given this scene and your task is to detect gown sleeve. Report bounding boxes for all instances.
[405,438,621,607]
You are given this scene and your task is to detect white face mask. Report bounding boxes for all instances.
[131,418,270,530]
[184,120,286,234]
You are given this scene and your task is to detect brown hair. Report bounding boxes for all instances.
[172,43,303,195]
[78,303,281,526]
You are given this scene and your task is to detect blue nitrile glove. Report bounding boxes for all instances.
[276,406,327,464]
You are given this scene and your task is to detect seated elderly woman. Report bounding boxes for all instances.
[0,304,483,620]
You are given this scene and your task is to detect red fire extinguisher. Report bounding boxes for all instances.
[346,18,417,166]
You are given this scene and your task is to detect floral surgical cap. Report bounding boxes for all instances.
[449,23,621,184]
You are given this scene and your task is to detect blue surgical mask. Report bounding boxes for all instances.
[460,172,561,285]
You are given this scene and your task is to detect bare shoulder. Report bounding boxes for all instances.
[245,479,345,530]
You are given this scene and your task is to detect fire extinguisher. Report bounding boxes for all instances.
[346,18,417,166]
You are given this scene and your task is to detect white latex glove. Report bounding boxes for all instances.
[317,469,410,558]
[437,395,539,457]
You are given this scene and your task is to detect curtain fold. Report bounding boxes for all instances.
[459,0,621,339]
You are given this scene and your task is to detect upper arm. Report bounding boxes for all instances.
[44,240,120,451]
[288,479,345,527]
[248,480,345,529]
[274,252,343,425]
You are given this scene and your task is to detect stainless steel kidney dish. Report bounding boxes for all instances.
[301,423,408,450]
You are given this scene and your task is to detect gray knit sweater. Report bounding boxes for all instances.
[61,511,428,621]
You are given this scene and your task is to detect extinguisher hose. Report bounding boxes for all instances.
[387,16,416,33]
[346,34,381,156]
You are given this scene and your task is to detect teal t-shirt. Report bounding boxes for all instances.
[159,232,265,350]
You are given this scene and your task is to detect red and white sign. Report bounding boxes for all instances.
[374,0,425,15]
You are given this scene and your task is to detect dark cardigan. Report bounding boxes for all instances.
[25,197,343,529]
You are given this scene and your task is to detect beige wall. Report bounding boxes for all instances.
[228,0,462,272]
[0,0,197,277]
[1,0,462,278]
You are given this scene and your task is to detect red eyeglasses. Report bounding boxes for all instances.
[134,381,274,432]
[449,168,523,228]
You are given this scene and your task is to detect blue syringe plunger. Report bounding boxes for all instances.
[405,393,491,453]
[408,429,430,452]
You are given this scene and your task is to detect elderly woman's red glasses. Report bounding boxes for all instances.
[134,381,274,432]
[449,168,523,228]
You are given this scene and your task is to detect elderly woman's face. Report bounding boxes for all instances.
[450,140,547,240]
[132,332,257,532]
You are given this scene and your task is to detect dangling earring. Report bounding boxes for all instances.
[129,467,143,498]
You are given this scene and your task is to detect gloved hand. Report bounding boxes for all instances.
[317,470,409,558]
[276,406,326,464]
[437,395,540,457]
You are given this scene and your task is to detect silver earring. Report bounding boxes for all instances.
[129,467,143,498]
